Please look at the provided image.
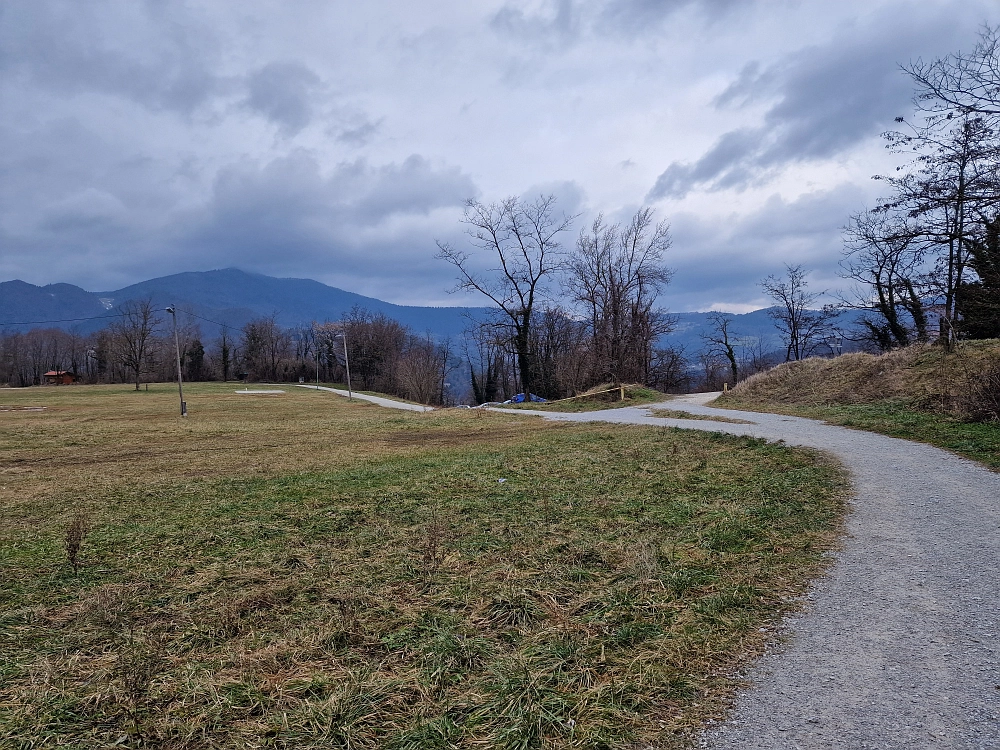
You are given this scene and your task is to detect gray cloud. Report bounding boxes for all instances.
[600,0,750,33]
[174,152,477,279]
[491,0,579,45]
[648,8,984,201]
[0,1,225,114]
[245,62,322,136]
[337,119,383,146]
[4,1,1000,311]
[666,184,866,310]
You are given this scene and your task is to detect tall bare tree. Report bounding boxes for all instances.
[760,265,837,361]
[841,210,928,350]
[906,25,1000,118]
[701,312,739,385]
[109,299,160,390]
[240,316,289,381]
[437,195,574,398]
[568,207,674,384]
[879,113,1000,344]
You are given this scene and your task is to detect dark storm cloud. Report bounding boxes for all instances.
[0,1,224,114]
[245,62,322,137]
[648,10,975,201]
[177,152,478,272]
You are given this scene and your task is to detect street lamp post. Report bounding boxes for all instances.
[338,330,352,400]
[165,306,187,417]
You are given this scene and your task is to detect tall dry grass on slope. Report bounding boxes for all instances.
[721,341,1000,420]
[717,342,1000,469]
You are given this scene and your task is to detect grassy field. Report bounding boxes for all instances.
[1,383,846,749]
[716,342,1000,471]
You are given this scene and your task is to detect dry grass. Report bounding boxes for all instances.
[0,382,846,748]
[648,408,754,425]
[502,385,669,413]
[719,341,1000,412]
[716,341,1000,470]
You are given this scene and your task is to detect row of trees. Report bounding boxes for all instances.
[437,198,688,401]
[0,302,458,406]
[844,25,1000,350]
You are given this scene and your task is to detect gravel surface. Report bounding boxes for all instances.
[500,394,1000,749]
[291,384,433,411]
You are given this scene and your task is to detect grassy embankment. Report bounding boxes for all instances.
[716,341,1000,471]
[1,383,845,748]
[501,384,668,413]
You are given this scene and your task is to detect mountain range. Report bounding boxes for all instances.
[0,268,850,354]
[0,268,491,341]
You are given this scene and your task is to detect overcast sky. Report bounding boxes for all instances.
[2,1,997,311]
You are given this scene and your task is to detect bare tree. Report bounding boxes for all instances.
[648,345,690,393]
[879,113,1000,345]
[437,195,574,398]
[341,308,407,393]
[905,25,1000,118]
[760,265,837,361]
[464,319,515,404]
[109,299,160,390]
[213,326,234,382]
[240,316,289,381]
[701,312,739,386]
[397,334,455,405]
[568,207,674,385]
[841,210,928,350]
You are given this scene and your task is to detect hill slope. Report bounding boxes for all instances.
[0,269,491,339]
[721,342,1000,413]
[716,342,1000,468]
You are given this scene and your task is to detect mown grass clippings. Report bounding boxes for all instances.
[0,383,847,748]
[649,408,754,425]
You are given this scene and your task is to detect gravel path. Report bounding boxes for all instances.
[291,384,433,411]
[500,394,1000,749]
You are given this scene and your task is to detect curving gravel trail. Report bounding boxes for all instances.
[498,394,1000,749]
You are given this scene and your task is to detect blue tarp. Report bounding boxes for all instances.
[508,393,547,403]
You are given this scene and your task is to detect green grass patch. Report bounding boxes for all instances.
[649,408,754,425]
[718,397,1000,471]
[0,383,846,748]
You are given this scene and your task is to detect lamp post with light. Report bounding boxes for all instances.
[165,306,187,417]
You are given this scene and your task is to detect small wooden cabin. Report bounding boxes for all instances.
[43,370,77,385]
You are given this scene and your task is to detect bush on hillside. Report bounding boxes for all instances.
[961,356,1000,423]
